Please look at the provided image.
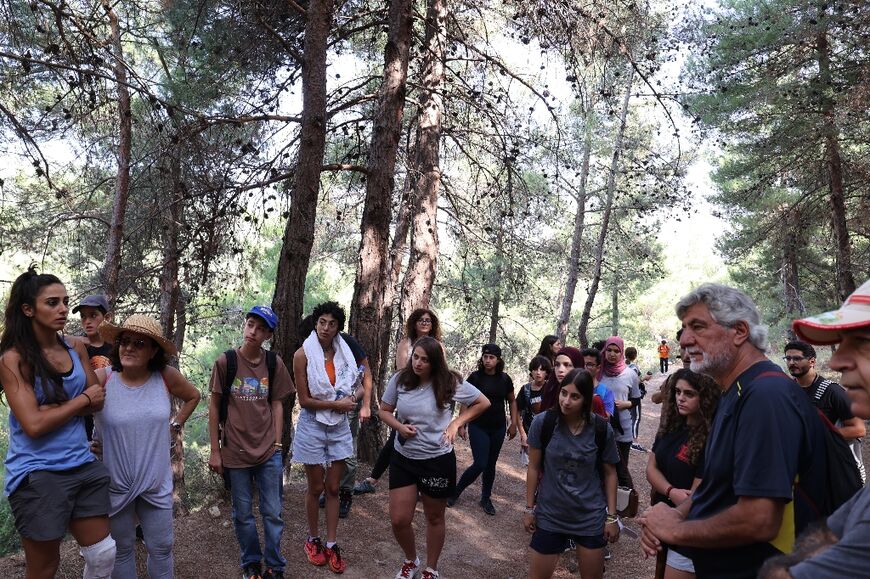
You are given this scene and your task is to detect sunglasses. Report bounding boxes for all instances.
[119,336,150,350]
[417,318,433,325]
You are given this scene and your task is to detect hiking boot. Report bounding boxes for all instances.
[421,567,440,579]
[324,543,346,574]
[339,490,353,518]
[242,563,262,579]
[394,557,421,579]
[263,568,284,579]
[480,497,496,516]
[319,492,326,508]
[446,494,458,507]
[353,479,377,495]
[304,537,327,566]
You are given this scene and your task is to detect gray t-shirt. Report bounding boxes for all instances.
[528,412,620,536]
[382,372,482,460]
[599,368,641,443]
[790,486,870,578]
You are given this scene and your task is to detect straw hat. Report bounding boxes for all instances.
[99,314,178,357]
[792,279,870,345]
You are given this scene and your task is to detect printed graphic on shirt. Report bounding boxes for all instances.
[232,376,270,401]
[90,355,112,370]
[675,443,690,464]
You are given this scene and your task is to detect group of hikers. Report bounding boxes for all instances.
[1,265,869,579]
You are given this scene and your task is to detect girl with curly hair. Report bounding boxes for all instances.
[395,309,443,370]
[645,368,720,579]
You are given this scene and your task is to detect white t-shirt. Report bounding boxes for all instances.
[382,372,482,460]
[599,368,641,443]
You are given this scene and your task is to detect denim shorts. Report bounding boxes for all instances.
[667,547,695,572]
[9,461,110,541]
[530,526,607,554]
[291,409,353,466]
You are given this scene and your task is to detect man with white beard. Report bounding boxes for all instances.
[639,284,827,579]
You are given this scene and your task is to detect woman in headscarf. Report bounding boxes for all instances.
[597,337,642,489]
[539,347,584,412]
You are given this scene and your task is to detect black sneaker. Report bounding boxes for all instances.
[479,498,496,516]
[263,568,284,579]
[242,563,262,579]
[339,490,353,519]
[446,494,458,508]
[318,492,325,508]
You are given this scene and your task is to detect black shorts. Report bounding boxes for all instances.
[8,461,110,541]
[530,527,607,554]
[389,450,456,499]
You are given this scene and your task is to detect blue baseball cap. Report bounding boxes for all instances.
[247,305,278,330]
[72,294,109,314]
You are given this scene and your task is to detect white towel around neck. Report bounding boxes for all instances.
[303,330,359,425]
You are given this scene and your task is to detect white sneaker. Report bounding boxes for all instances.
[395,558,420,579]
[422,568,440,579]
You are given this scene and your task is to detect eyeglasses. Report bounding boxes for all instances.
[417,318,433,325]
[119,336,149,350]
[782,356,807,362]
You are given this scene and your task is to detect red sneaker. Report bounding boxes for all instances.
[304,537,327,566]
[324,543,346,574]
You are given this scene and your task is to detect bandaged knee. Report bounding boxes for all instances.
[80,535,116,579]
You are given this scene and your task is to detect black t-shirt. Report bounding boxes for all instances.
[467,370,513,430]
[340,332,367,363]
[85,342,113,370]
[804,375,854,425]
[517,382,544,432]
[651,426,704,507]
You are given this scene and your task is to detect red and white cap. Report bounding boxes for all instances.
[792,279,870,345]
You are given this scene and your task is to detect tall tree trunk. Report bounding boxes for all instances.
[611,279,619,336]
[169,292,188,515]
[351,0,412,463]
[399,0,447,321]
[100,1,131,308]
[555,103,594,343]
[577,71,633,347]
[816,31,856,300]
[272,0,334,462]
[488,221,504,344]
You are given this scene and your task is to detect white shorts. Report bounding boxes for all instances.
[667,547,695,573]
[291,409,353,467]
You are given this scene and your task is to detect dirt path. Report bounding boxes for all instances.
[0,380,668,578]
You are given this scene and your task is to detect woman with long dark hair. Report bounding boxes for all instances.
[524,369,620,579]
[354,308,444,496]
[448,343,518,515]
[645,368,720,579]
[0,268,115,578]
[380,336,489,579]
[536,335,561,365]
[95,314,200,578]
[539,346,584,412]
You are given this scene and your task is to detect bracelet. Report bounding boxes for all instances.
[524,506,536,514]
[665,485,674,499]
[82,392,93,405]
[274,442,284,449]
[606,514,619,525]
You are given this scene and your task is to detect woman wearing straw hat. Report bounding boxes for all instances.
[95,314,200,578]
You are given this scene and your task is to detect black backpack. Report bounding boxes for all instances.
[539,408,610,475]
[218,349,277,430]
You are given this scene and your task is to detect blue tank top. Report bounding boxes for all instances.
[4,339,95,496]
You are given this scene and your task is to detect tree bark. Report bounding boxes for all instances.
[100,1,131,308]
[488,221,504,345]
[816,32,856,301]
[611,279,619,337]
[350,0,412,463]
[577,71,633,347]
[399,0,447,321]
[555,102,594,343]
[272,0,334,463]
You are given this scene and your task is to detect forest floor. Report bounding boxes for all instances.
[0,374,665,578]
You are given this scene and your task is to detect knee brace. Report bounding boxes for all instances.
[80,535,117,579]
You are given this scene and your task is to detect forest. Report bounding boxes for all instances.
[0,0,868,555]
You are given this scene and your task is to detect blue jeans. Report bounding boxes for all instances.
[226,452,285,571]
[455,422,507,500]
[110,497,173,578]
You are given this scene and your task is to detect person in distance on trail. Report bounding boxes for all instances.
[536,335,562,366]
[783,339,866,482]
[208,305,295,579]
[759,278,870,578]
[292,301,363,575]
[659,339,671,374]
[354,308,443,496]
[380,336,489,579]
[95,314,200,578]
[645,368,720,579]
[652,330,690,405]
[0,268,115,579]
[624,346,647,453]
[448,343,519,515]
[638,283,828,579]
[524,369,620,579]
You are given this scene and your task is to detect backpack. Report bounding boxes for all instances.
[218,349,277,430]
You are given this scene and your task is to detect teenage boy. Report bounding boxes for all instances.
[208,306,295,579]
[71,294,112,440]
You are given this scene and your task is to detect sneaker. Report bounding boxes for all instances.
[446,494,458,508]
[395,557,421,579]
[604,546,612,560]
[319,493,326,508]
[353,479,377,495]
[304,537,327,566]
[631,442,648,453]
[263,569,284,579]
[339,490,353,519]
[479,497,496,516]
[324,543,346,574]
[242,563,262,579]
[421,568,440,579]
